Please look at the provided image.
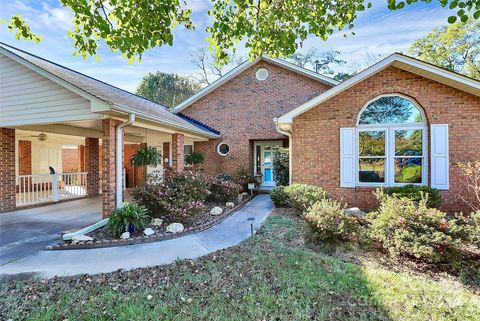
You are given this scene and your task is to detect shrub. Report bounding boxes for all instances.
[106,203,150,237]
[284,184,329,214]
[159,170,210,221]
[368,190,457,263]
[305,198,361,242]
[210,178,243,202]
[231,168,254,191]
[273,146,289,186]
[449,211,480,248]
[131,178,166,216]
[270,186,289,207]
[384,185,441,209]
[457,161,480,211]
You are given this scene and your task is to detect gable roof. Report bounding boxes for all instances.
[0,42,219,138]
[277,53,480,125]
[171,56,339,114]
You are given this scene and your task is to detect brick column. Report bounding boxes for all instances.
[79,145,85,172]
[136,142,147,185]
[163,142,170,169]
[18,140,32,175]
[85,138,99,197]
[171,133,184,172]
[0,128,16,212]
[102,118,122,217]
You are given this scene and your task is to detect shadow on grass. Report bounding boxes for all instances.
[0,210,478,320]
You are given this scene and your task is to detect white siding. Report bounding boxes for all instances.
[0,54,99,126]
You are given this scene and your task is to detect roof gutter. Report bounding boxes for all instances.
[111,104,219,139]
[274,118,293,185]
[116,113,135,209]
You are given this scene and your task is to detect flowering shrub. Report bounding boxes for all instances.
[210,178,243,202]
[368,189,458,263]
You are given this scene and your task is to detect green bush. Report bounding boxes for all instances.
[273,147,289,186]
[106,203,150,237]
[449,211,480,248]
[270,186,289,207]
[305,198,361,242]
[368,190,457,263]
[384,185,441,209]
[284,184,329,214]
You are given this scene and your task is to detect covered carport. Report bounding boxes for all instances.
[0,197,101,265]
[0,42,219,219]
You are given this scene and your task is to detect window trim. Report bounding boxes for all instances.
[355,94,428,187]
[217,142,230,156]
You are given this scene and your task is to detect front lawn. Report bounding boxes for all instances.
[1,209,479,321]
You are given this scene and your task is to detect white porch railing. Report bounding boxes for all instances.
[16,172,88,207]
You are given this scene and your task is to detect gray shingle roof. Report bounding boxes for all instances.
[0,42,219,138]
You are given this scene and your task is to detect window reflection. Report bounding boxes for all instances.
[359,96,422,125]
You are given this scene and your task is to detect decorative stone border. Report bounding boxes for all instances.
[46,194,255,251]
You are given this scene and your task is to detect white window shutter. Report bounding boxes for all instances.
[340,128,356,188]
[430,124,449,190]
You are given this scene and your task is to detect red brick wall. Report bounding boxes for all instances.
[62,148,80,172]
[172,133,184,172]
[102,119,121,217]
[181,60,332,176]
[18,140,32,175]
[0,128,16,212]
[292,66,480,213]
[85,137,100,197]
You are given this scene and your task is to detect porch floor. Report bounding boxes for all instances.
[0,197,101,266]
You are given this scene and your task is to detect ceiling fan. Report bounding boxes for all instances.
[21,132,48,141]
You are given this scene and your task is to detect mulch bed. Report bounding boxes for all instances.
[46,195,254,251]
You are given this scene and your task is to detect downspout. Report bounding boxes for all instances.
[116,114,135,208]
[274,118,293,185]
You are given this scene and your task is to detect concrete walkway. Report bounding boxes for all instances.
[0,197,102,266]
[0,195,273,280]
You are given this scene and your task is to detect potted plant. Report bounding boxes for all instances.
[131,147,162,167]
[255,172,263,185]
[185,151,204,167]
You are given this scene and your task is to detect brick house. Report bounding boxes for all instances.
[276,54,480,212]
[172,57,338,186]
[2,41,479,216]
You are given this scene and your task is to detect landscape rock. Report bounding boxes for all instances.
[120,231,130,239]
[143,228,155,236]
[72,234,93,243]
[237,194,244,202]
[242,192,249,198]
[166,223,184,234]
[226,202,235,209]
[151,218,163,227]
[344,207,366,219]
[210,206,223,216]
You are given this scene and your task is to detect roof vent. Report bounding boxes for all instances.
[256,68,269,81]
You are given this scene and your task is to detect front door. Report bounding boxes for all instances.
[255,142,282,187]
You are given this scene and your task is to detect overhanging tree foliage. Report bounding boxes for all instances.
[136,72,201,108]
[2,0,480,64]
[409,18,480,79]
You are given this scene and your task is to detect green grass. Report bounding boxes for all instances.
[1,210,479,321]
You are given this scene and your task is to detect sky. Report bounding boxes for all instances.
[0,0,454,92]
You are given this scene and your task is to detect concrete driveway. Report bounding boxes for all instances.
[0,197,101,265]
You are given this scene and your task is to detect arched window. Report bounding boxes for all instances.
[356,95,427,186]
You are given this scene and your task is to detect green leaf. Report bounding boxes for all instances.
[448,15,458,23]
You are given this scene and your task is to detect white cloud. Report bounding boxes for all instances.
[38,4,74,31]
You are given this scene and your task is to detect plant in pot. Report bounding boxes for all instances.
[185,151,204,167]
[106,203,150,237]
[131,147,162,167]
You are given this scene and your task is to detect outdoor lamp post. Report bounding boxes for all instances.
[247,217,255,235]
